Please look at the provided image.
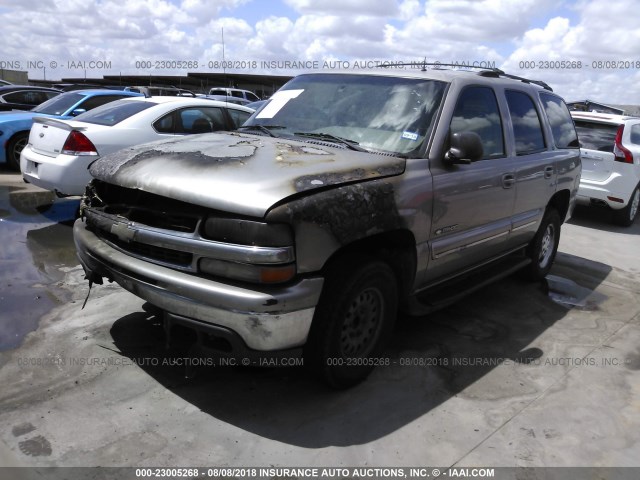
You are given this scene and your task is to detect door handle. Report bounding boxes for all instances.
[502,173,515,189]
[544,166,554,179]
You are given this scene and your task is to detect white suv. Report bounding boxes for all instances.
[571,111,640,226]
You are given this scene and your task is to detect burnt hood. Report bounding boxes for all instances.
[89,132,406,218]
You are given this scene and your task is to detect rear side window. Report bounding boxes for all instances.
[540,93,579,149]
[630,124,640,145]
[573,121,618,152]
[155,107,226,134]
[506,90,545,155]
[451,86,504,159]
[180,107,225,133]
[228,108,251,128]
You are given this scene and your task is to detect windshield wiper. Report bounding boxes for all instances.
[240,125,286,137]
[293,132,369,152]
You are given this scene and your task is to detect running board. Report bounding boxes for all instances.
[406,255,532,316]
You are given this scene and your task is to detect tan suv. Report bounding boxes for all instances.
[74,67,581,387]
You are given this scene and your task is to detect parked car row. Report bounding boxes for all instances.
[1,89,143,169]
[1,85,264,171]
[0,85,63,111]
[19,96,254,196]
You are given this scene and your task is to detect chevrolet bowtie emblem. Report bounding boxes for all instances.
[110,222,136,242]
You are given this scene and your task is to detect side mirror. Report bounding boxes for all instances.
[445,131,483,165]
[71,108,86,117]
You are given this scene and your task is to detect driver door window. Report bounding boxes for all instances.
[450,87,505,159]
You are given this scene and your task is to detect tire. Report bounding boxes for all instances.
[6,132,29,171]
[524,208,561,281]
[613,186,640,227]
[305,256,398,389]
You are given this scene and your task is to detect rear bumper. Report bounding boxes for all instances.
[73,219,324,351]
[20,146,93,196]
[577,171,639,210]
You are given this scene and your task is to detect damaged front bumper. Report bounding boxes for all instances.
[73,218,323,353]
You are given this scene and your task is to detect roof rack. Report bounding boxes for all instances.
[375,61,553,91]
[477,69,553,91]
[376,61,498,72]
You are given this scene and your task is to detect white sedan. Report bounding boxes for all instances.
[20,96,254,196]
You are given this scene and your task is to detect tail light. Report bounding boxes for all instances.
[61,131,98,156]
[613,125,633,163]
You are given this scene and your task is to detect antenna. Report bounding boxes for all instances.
[221,27,226,77]
[221,27,230,104]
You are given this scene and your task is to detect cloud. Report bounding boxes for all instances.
[180,0,250,24]
[284,0,398,16]
[501,0,640,103]
[0,0,639,103]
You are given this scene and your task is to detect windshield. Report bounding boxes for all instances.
[243,73,447,156]
[74,99,156,126]
[32,92,84,115]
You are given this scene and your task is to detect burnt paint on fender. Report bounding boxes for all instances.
[269,179,405,272]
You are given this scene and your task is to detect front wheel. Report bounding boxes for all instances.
[524,208,561,281]
[305,256,398,389]
[613,186,639,227]
[7,132,28,171]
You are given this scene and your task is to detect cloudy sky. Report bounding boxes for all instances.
[1,0,639,103]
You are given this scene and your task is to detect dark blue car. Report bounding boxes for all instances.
[0,89,142,170]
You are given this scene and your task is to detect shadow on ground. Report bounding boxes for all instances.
[569,205,640,235]
[109,252,612,448]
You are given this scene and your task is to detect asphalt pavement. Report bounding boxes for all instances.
[1,166,639,471]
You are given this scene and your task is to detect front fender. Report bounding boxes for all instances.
[267,179,405,273]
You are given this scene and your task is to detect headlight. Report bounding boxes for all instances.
[200,216,296,283]
[202,216,293,246]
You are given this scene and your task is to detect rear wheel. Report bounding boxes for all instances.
[523,208,561,281]
[305,256,398,389]
[7,132,28,171]
[613,186,639,227]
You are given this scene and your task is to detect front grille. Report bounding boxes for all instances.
[83,181,292,278]
[85,181,206,270]
[103,205,198,233]
[98,229,194,268]
[91,181,208,234]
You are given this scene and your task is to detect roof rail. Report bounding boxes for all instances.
[376,61,498,72]
[375,61,553,91]
[477,69,553,91]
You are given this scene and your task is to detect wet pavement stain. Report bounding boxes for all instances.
[0,184,80,351]
[624,349,640,370]
[544,274,607,311]
[18,435,52,456]
[12,422,36,437]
